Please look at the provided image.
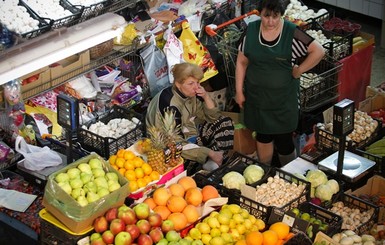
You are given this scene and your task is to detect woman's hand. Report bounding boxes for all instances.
[196,85,207,98]
[235,91,245,109]
[208,150,224,166]
[292,65,302,79]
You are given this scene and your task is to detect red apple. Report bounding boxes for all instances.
[136,219,151,234]
[137,234,153,245]
[147,213,162,228]
[94,216,108,233]
[133,203,150,220]
[125,224,140,240]
[105,207,118,222]
[149,227,164,243]
[102,230,115,244]
[161,219,174,233]
[91,237,107,245]
[119,208,138,225]
[114,231,132,245]
[118,204,131,213]
[110,218,126,235]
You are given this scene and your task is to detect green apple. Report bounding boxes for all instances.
[77,163,92,174]
[157,238,169,245]
[55,172,70,183]
[89,158,103,169]
[80,172,93,185]
[71,187,85,199]
[97,187,110,198]
[108,182,121,192]
[92,168,106,178]
[84,182,97,193]
[69,178,83,189]
[106,172,119,182]
[77,195,89,207]
[57,182,72,195]
[87,192,100,203]
[94,176,109,189]
[67,168,81,179]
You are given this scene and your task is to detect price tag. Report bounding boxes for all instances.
[282,214,295,227]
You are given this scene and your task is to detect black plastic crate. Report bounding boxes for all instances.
[77,105,144,159]
[299,57,342,112]
[73,0,113,22]
[328,193,379,235]
[22,0,83,29]
[301,20,353,60]
[39,209,93,245]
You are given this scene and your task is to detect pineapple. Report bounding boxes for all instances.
[147,126,168,174]
[160,109,182,167]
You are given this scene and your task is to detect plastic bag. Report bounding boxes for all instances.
[140,37,170,97]
[15,136,62,171]
[179,21,218,82]
[163,23,185,83]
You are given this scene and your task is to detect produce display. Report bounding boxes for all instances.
[327,230,375,245]
[221,163,265,190]
[304,30,331,46]
[289,207,331,239]
[54,156,121,206]
[364,136,385,156]
[0,0,40,34]
[300,72,324,89]
[68,0,105,7]
[24,0,74,21]
[84,117,141,139]
[284,0,328,25]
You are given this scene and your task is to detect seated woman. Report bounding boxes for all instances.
[146,62,234,171]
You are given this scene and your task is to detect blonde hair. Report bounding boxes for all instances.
[171,63,204,84]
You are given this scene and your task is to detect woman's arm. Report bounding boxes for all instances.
[292,40,325,78]
[235,51,249,108]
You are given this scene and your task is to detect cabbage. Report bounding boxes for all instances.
[325,179,339,194]
[222,171,246,190]
[305,169,328,188]
[243,165,265,184]
[315,183,334,201]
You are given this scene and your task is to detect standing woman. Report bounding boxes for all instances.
[146,62,234,171]
[235,0,325,166]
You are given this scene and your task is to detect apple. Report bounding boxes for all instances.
[137,234,152,245]
[90,232,102,241]
[78,163,92,174]
[80,172,93,185]
[55,172,70,183]
[57,182,72,195]
[84,182,98,193]
[149,227,164,243]
[161,219,174,233]
[97,188,110,198]
[106,172,119,181]
[125,224,140,240]
[91,237,107,245]
[110,218,126,235]
[156,238,169,245]
[67,168,81,179]
[102,230,115,244]
[136,219,151,234]
[118,204,130,213]
[87,192,100,203]
[71,188,85,199]
[105,207,118,222]
[77,195,89,206]
[108,182,121,192]
[92,168,106,178]
[147,213,162,228]
[89,158,103,169]
[94,216,108,233]
[165,230,180,242]
[133,203,150,220]
[118,208,137,225]
[69,178,83,189]
[114,231,132,245]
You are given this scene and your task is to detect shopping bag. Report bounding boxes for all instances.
[15,136,62,171]
[163,23,185,83]
[179,21,218,82]
[140,38,170,97]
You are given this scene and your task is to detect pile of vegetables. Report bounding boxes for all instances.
[83,117,140,139]
[284,0,328,23]
[364,136,385,156]
[329,230,376,245]
[222,164,265,190]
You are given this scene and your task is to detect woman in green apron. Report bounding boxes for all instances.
[235,0,325,166]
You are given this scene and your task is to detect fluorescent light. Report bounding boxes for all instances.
[0,13,126,85]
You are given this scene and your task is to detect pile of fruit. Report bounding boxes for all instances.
[54,157,121,206]
[108,149,161,193]
[143,176,220,231]
[289,207,329,239]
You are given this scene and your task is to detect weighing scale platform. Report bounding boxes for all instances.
[318,150,376,183]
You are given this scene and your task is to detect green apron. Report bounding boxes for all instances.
[243,20,299,134]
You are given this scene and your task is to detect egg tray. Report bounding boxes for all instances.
[77,105,145,159]
[21,0,83,29]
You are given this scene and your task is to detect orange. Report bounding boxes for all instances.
[167,212,188,231]
[262,230,278,245]
[124,160,135,170]
[125,169,136,181]
[168,183,185,197]
[137,178,147,188]
[177,176,197,191]
[182,204,200,223]
[269,222,290,240]
[153,205,171,220]
[153,187,172,206]
[142,163,153,175]
[150,171,160,181]
[143,175,153,185]
[117,149,126,158]
[111,165,119,171]
[167,195,187,213]
[118,168,126,176]
[235,240,247,245]
[201,185,219,202]
[132,156,144,168]
[143,197,157,210]
[134,168,145,179]
[116,158,125,168]
[129,180,138,192]
[108,155,117,165]
[245,231,263,245]
[185,187,203,206]
[124,150,135,160]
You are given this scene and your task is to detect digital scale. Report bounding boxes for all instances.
[317,99,376,183]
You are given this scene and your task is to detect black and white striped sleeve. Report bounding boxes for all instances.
[292,27,315,64]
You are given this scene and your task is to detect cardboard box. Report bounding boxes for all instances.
[43,153,129,233]
[221,111,256,155]
[50,50,90,87]
[358,87,385,116]
[20,66,51,98]
[348,175,385,223]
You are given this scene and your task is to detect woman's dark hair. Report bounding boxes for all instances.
[257,0,286,16]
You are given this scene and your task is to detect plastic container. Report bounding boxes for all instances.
[0,170,24,190]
